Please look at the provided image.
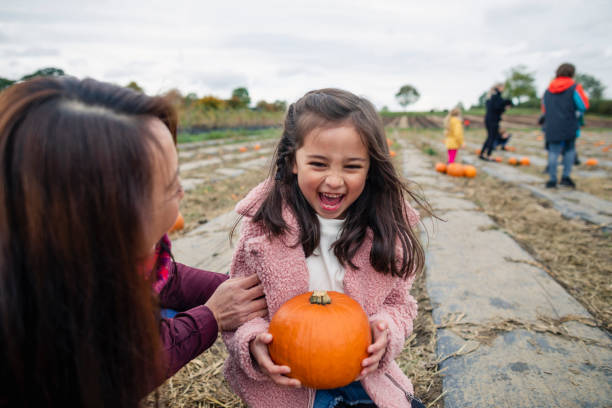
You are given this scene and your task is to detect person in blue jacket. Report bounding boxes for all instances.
[542,63,589,188]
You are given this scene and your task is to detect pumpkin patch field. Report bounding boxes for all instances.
[145,127,445,407]
[147,120,611,407]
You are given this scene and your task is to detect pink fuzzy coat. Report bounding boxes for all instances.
[222,181,420,408]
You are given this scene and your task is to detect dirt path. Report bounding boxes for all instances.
[398,135,612,407]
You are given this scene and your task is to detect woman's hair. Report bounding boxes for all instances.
[0,76,177,407]
[251,88,429,279]
[486,82,505,99]
[444,107,462,128]
[556,63,575,78]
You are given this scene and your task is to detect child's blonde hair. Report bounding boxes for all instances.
[444,107,462,128]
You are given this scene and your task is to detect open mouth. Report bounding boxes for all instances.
[319,192,344,212]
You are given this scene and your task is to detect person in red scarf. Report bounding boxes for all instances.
[542,63,589,188]
[0,76,266,407]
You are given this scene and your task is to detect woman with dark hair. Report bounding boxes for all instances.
[0,76,265,407]
[479,82,512,161]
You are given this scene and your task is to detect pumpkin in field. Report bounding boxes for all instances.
[254,144,261,151]
[475,149,481,155]
[435,162,447,173]
[446,162,464,177]
[239,146,248,152]
[602,145,611,153]
[169,213,184,232]
[506,146,516,152]
[389,150,397,157]
[464,165,477,178]
[585,158,598,166]
[268,291,371,389]
[519,157,530,166]
[493,156,503,163]
[508,157,518,165]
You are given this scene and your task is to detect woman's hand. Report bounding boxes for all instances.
[249,333,301,388]
[358,320,390,379]
[205,274,267,331]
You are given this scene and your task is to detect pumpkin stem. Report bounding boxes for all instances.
[310,291,332,305]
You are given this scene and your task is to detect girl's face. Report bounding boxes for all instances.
[144,118,184,254]
[292,124,370,219]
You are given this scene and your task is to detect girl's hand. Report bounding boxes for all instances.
[249,333,301,388]
[358,320,390,379]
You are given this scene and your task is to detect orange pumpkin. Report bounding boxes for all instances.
[268,291,371,389]
[464,165,477,178]
[602,145,611,152]
[475,149,481,155]
[508,157,518,165]
[585,158,598,166]
[239,146,248,152]
[446,162,464,177]
[493,156,503,163]
[536,135,543,141]
[519,157,530,166]
[254,144,261,151]
[169,213,184,232]
[506,146,516,152]
[389,150,397,157]
[435,162,447,173]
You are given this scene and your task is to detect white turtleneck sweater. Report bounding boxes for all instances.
[307,215,345,293]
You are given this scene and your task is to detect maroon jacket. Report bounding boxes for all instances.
[158,262,228,379]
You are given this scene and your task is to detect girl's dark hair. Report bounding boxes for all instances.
[253,88,428,279]
[0,76,177,407]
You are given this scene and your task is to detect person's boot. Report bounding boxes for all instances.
[545,180,557,188]
[560,176,576,188]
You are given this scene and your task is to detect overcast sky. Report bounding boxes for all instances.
[1,0,611,110]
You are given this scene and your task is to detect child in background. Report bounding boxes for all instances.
[444,107,464,163]
[223,88,428,408]
[493,127,512,151]
[574,112,584,165]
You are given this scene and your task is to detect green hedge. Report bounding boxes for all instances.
[589,99,612,115]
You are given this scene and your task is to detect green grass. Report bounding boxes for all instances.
[177,127,281,144]
[380,111,447,117]
[381,108,542,117]
[381,108,612,119]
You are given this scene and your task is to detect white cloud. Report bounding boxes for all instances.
[0,0,611,110]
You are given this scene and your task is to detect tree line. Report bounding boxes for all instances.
[473,65,609,114]
[1,67,287,113]
[394,66,609,115]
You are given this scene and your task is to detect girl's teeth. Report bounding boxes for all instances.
[319,193,343,209]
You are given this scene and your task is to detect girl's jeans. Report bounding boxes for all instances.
[547,140,575,183]
[447,149,457,164]
[314,381,374,407]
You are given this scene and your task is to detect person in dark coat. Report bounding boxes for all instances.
[479,83,512,161]
[542,63,589,188]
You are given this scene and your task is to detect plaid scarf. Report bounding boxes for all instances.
[148,233,173,294]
